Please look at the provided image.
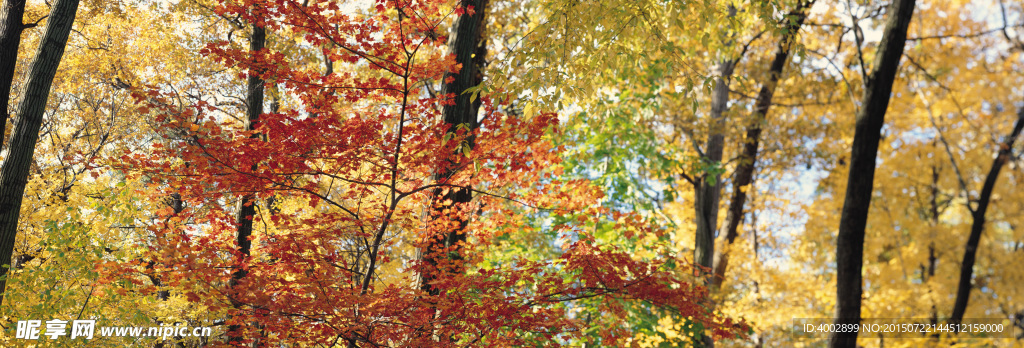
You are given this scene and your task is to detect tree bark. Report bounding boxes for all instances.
[693,6,738,281]
[0,0,79,306]
[693,62,734,276]
[711,0,814,290]
[692,7,738,348]
[227,22,265,346]
[949,107,1024,326]
[926,164,939,328]
[153,193,183,348]
[417,0,488,296]
[830,0,915,347]
[0,0,27,141]
[413,1,487,344]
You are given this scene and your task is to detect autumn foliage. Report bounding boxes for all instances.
[87,0,745,346]
[2,0,1022,347]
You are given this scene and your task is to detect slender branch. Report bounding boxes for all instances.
[916,91,972,211]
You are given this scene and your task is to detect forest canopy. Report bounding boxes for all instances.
[0,0,1021,347]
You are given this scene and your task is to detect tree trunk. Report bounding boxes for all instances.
[693,6,738,281]
[0,0,27,141]
[692,7,738,348]
[153,193,183,348]
[830,0,915,347]
[0,0,79,306]
[711,0,814,290]
[414,1,488,344]
[926,164,939,328]
[949,108,1024,326]
[417,0,488,296]
[227,22,265,346]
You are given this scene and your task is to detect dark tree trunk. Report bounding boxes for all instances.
[711,0,814,290]
[927,164,939,328]
[0,0,80,306]
[949,108,1024,326]
[157,192,183,302]
[227,22,265,346]
[414,1,488,344]
[417,0,488,296]
[153,193,183,348]
[0,0,27,141]
[830,0,916,347]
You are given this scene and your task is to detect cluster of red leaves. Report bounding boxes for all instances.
[97,0,748,346]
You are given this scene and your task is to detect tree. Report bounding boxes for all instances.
[950,107,1023,326]
[692,6,736,294]
[225,16,266,345]
[711,0,815,290]
[0,0,80,306]
[830,0,915,346]
[117,0,743,346]
[0,2,240,345]
[416,0,489,342]
[5,0,1022,346]
[0,0,29,139]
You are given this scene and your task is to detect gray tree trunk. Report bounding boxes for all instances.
[0,0,80,306]
[711,0,814,290]
[949,108,1024,326]
[692,7,738,348]
[830,0,916,346]
[693,7,738,282]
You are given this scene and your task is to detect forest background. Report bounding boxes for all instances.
[0,0,1021,347]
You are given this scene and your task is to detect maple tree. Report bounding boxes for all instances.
[107,0,742,346]
[0,0,289,345]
